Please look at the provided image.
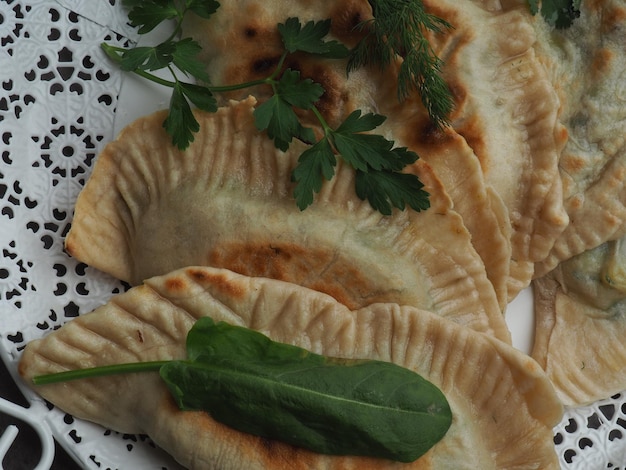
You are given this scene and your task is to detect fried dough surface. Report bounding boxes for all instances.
[533,235,626,406]
[532,0,626,277]
[419,0,568,299]
[20,267,562,469]
[65,98,510,341]
[183,0,560,305]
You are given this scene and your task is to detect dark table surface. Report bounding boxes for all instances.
[0,358,82,470]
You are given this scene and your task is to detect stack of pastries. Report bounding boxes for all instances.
[18,0,626,468]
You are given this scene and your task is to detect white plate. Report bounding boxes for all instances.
[1,2,624,469]
[0,1,183,468]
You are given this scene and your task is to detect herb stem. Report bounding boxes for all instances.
[137,68,178,88]
[32,360,169,386]
[205,50,290,94]
[115,63,271,94]
[269,51,289,81]
[164,15,184,44]
[101,43,127,55]
[102,41,283,94]
[205,77,273,93]
[310,106,333,135]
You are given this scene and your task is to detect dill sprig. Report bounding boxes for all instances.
[348,0,454,129]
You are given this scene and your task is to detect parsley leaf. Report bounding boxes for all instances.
[177,82,217,113]
[187,0,221,19]
[254,94,304,151]
[273,68,324,110]
[123,0,180,34]
[163,83,200,149]
[292,139,337,210]
[115,42,176,72]
[291,110,426,214]
[386,146,422,171]
[328,111,426,214]
[170,38,211,81]
[279,18,349,58]
[355,169,430,216]
[122,0,220,34]
[330,112,395,172]
[253,69,322,150]
[328,111,419,172]
[334,110,386,134]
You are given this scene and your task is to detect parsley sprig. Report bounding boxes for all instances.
[102,0,220,149]
[103,1,434,215]
[292,110,428,214]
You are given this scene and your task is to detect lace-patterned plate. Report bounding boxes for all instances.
[0,1,624,468]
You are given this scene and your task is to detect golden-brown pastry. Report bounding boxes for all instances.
[182,0,567,302]
[65,98,510,341]
[19,266,562,469]
[420,0,568,299]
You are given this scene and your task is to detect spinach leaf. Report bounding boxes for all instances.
[160,317,451,462]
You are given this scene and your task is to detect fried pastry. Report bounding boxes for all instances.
[19,266,562,469]
[182,0,567,302]
[420,0,568,299]
[65,97,510,341]
[532,0,626,277]
[532,235,626,406]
